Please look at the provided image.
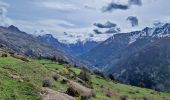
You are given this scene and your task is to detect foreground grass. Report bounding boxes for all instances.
[91,76,170,100]
[36,59,170,100]
[0,53,170,100]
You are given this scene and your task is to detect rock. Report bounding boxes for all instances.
[68,81,96,98]
[41,88,75,100]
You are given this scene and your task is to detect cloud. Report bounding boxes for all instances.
[13,19,78,35]
[127,16,139,27]
[102,3,129,12]
[102,0,142,12]
[39,1,81,11]
[93,29,102,34]
[94,21,117,28]
[128,0,142,6]
[93,21,121,34]
[0,1,12,26]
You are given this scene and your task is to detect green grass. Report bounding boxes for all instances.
[91,76,170,100]
[0,57,23,65]
[0,57,65,100]
[0,80,41,100]
[35,59,69,74]
[0,53,170,100]
[69,67,81,75]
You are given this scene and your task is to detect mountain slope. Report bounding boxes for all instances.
[112,37,170,92]
[81,23,170,68]
[0,25,86,66]
[80,23,170,92]
[0,25,63,58]
[80,31,141,68]
[38,34,100,56]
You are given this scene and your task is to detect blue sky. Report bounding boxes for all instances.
[0,0,170,43]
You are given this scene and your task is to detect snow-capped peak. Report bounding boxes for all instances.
[128,23,170,44]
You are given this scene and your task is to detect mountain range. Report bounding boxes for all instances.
[80,23,170,92]
[38,34,100,56]
[1,23,170,92]
[0,25,86,66]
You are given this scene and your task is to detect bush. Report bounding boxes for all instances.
[57,58,68,65]
[61,79,68,84]
[66,87,79,97]
[78,69,91,82]
[106,89,113,98]
[108,74,115,81]
[135,90,140,93]
[52,74,60,81]
[93,69,105,78]
[143,96,148,100]
[120,95,128,100]
[1,53,8,57]
[128,90,136,94]
[81,96,89,100]
[11,54,29,62]
[42,77,52,87]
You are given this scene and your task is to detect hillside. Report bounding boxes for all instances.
[0,25,63,58]
[111,37,170,92]
[80,23,170,92]
[0,49,170,100]
[0,25,86,67]
[80,23,170,68]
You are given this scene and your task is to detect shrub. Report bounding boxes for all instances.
[106,88,113,97]
[57,58,68,65]
[11,54,29,62]
[143,96,148,100]
[20,57,29,62]
[78,69,91,82]
[106,89,113,98]
[108,74,115,81]
[93,69,104,77]
[100,85,104,88]
[81,96,89,100]
[1,53,8,57]
[128,90,136,94]
[135,90,140,93]
[120,95,128,100]
[42,77,52,87]
[66,87,79,97]
[52,74,60,81]
[61,79,68,84]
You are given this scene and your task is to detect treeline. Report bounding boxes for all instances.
[38,55,69,65]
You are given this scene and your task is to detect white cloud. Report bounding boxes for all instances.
[0,1,13,26]
[13,19,77,34]
[38,1,81,11]
[2,0,170,44]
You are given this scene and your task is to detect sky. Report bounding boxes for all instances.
[0,0,170,43]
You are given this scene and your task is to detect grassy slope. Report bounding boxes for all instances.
[0,53,170,100]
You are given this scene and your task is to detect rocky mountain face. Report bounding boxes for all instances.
[37,34,64,52]
[38,34,100,56]
[61,41,100,56]
[80,23,170,92]
[0,25,79,64]
[112,37,170,92]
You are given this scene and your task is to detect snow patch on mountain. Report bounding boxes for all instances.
[128,23,170,44]
[33,29,114,44]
